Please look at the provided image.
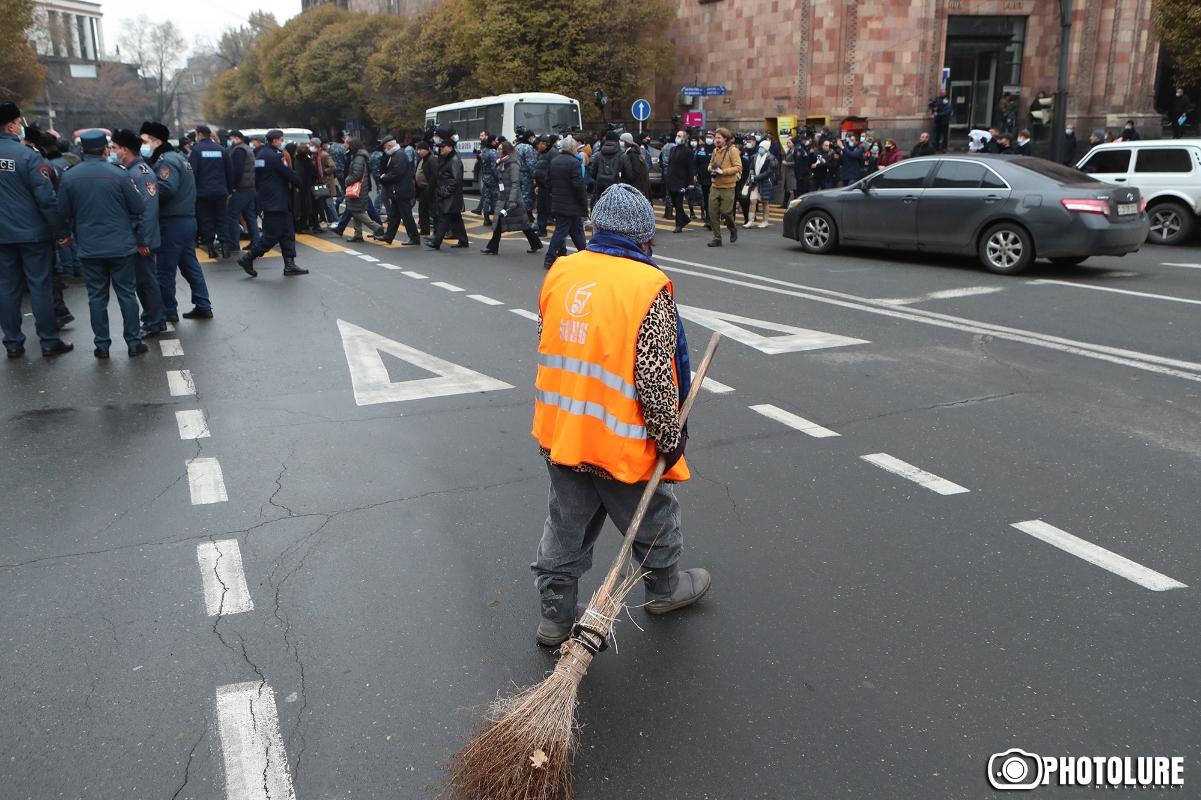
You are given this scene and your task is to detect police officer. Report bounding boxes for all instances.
[140,121,213,320]
[189,124,233,259]
[225,130,259,255]
[237,129,308,277]
[57,130,149,358]
[0,101,73,358]
[111,128,166,337]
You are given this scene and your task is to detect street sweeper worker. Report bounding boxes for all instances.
[531,182,712,647]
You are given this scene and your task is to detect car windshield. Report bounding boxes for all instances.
[514,103,579,135]
[1013,158,1100,184]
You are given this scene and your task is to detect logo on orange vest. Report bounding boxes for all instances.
[559,319,589,345]
[564,281,597,318]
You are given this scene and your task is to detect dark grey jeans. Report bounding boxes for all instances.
[532,461,682,593]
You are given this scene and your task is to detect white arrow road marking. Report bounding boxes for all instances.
[176,409,210,439]
[749,404,839,437]
[676,304,869,355]
[337,319,513,406]
[196,540,253,615]
[215,682,295,800]
[187,457,228,504]
[1011,520,1187,591]
[861,453,970,495]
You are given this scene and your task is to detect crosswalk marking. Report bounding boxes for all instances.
[1011,520,1187,591]
[187,457,228,504]
[749,404,839,438]
[860,453,970,496]
[196,540,253,616]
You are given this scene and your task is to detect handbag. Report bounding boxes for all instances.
[312,185,331,200]
[344,181,362,200]
[741,183,750,198]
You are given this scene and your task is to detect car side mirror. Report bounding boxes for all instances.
[859,181,871,193]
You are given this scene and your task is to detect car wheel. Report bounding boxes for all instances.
[799,211,837,254]
[1146,201,1193,245]
[1049,256,1088,266]
[979,223,1034,275]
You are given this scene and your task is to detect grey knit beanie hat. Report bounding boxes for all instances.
[590,184,657,244]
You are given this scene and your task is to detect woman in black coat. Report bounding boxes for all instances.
[480,141,542,255]
[293,144,321,233]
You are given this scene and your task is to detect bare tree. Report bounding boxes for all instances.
[119,16,188,121]
[212,10,279,70]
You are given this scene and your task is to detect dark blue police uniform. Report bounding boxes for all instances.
[57,141,148,354]
[189,137,233,255]
[0,129,70,355]
[226,140,260,252]
[125,155,165,331]
[250,141,300,261]
[150,144,212,318]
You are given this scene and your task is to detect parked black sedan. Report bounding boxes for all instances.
[782,155,1149,274]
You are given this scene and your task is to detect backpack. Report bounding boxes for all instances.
[595,153,620,188]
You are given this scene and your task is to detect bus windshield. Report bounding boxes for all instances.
[514,103,579,135]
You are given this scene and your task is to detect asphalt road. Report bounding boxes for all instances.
[2,205,1199,799]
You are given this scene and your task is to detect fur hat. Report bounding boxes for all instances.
[139,121,170,142]
[111,128,141,151]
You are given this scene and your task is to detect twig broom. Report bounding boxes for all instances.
[446,331,722,800]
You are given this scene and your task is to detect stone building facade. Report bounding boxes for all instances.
[654,0,1162,143]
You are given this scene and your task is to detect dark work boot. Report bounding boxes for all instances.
[644,565,711,616]
[282,258,309,276]
[237,252,257,277]
[536,579,578,647]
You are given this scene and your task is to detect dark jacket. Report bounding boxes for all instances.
[840,144,865,183]
[149,146,196,220]
[588,140,624,199]
[621,147,651,197]
[57,154,146,259]
[910,140,936,158]
[0,132,61,243]
[548,150,588,217]
[415,152,436,199]
[188,138,232,198]
[434,152,464,215]
[379,148,415,201]
[230,143,256,191]
[254,143,301,213]
[345,149,373,212]
[125,157,161,250]
[666,141,696,193]
[494,157,530,231]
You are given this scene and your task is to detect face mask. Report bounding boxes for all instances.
[107,152,119,164]
[758,145,768,154]
[140,143,154,158]
[1065,128,1073,135]
[432,137,442,145]
[452,134,459,142]
[17,125,25,141]
[705,138,713,146]
[675,136,684,145]
[690,140,697,147]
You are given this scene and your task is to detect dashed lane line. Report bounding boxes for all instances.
[159,339,184,357]
[401,270,428,279]
[167,369,196,397]
[196,540,254,615]
[1029,279,1201,307]
[468,294,505,306]
[377,263,402,270]
[215,682,296,800]
[1161,262,1201,270]
[431,281,465,292]
[510,308,539,321]
[860,452,970,496]
[175,409,210,440]
[692,370,735,394]
[1011,520,1188,592]
[749,404,839,438]
[878,286,1005,305]
[187,457,228,505]
[164,321,175,332]
[357,254,380,263]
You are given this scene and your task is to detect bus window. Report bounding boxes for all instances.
[438,103,502,139]
[514,103,579,134]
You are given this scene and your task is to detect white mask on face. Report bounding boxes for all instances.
[705,138,713,146]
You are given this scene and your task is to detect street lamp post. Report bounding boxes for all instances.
[1051,0,1073,164]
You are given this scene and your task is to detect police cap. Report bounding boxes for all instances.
[79,129,108,152]
[249,132,266,143]
[195,124,211,136]
[266,129,284,142]
[112,129,141,152]
[140,121,170,142]
[0,102,20,124]
[229,130,244,140]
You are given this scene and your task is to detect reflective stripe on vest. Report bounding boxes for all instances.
[537,353,638,401]
[535,389,647,440]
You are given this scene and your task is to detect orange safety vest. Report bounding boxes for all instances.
[532,249,690,484]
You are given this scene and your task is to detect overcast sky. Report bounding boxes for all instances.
[101,0,301,56]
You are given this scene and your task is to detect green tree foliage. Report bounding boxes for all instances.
[296,13,378,119]
[1155,0,1201,86]
[0,0,46,104]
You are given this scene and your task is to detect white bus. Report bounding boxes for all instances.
[239,127,313,146]
[424,92,582,187]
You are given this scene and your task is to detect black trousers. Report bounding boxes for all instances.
[417,191,433,234]
[196,196,231,247]
[486,223,541,253]
[384,196,419,244]
[254,211,297,260]
[431,211,467,247]
[670,190,690,227]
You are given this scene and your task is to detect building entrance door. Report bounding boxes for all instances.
[944,15,1026,133]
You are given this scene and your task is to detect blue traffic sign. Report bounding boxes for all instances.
[681,86,705,97]
[631,99,652,122]
[704,86,728,97]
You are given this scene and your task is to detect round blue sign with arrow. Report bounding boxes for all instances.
[631,99,652,122]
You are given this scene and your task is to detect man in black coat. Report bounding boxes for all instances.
[427,137,468,250]
[533,135,557,236]
[543,136,588,270]
[237,129,307,277]
[665,130,697,232]
[413,140,436,236]
[376,136,420,246]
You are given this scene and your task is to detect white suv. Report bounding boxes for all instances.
[1076,139,1201,245]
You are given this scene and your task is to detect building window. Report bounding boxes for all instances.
[69,63,98,78]
[945,15,1026,130]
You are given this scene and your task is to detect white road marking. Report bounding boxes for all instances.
[1029,279,1201,307]
[343,248,363,255]
[677,304,869,355]
[656,257,1201,383]
[358,255,380,262]
[1161,262,1201,270]
[159,339,184,357]
[861,452,970,495]
[468,294,504,306]
[749,404,839,438]
[175,409,211,440]
[431,281,465,292]
[167,369,196,396]
[1011,520,1188,591]
[215,682,296,800]
[164,321,175,332]
[692,370,734,393]
[196,540,253,616]
[378,262,402,270]
[401,270,428,279]
[187,457,228,504]
[337,319,513,405]
[878,286,1004,305]
[510,308,540,321]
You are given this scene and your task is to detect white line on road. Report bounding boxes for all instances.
[357,255,380,262]
[215,682,296,800]
[167,369,196,396]
[432,281,465,292]
[878,286,1004,305]
[378,262,402,270]
[468,294,504,306]
[1029,279,1201,306]
[401,270,428,279]
[1011,520,1187,591]
[510,308,540,321]
[861,452,970,495]
[1161,262,1201,270]
[343,248,363,255]
[187,457,228,505]
[159,339,184,357]
[164,321,175,332]
[196,540,253,616]
[692,370,734,393]
[749,404,839,437]
[175,409,211,440]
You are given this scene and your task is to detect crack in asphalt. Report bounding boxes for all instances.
[169,716,208,800]
[973,333,1037,388]
[829,390,1030,428]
